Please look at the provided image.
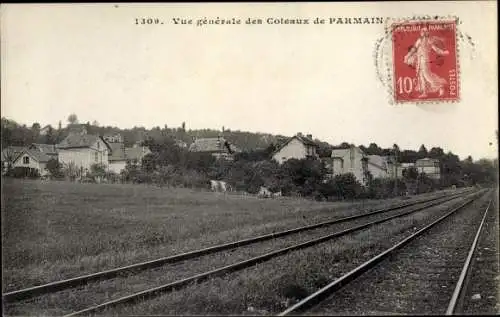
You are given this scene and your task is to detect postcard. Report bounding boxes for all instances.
[1,2,498,316]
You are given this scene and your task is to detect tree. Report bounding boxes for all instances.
[1,147,19,173]
[402,166,419,195]
[367,143,382,155]
[417,144,428,158]
[62,161,81,181]
[402,166,419,181]
[67,114,78,125]
[428,147,445,159]
[31,122,41,133]
[46,158,63,178]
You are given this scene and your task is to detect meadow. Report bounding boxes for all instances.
[2,178,447,292]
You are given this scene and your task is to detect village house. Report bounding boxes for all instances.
[330,146,368,184]
[108,142,151,173]
[39,125,52,136]
[272,133,319,165]
[328,146,396,185]
[415,157,441,179]
[366,154,391,179]
[12,148,53,176]
[189,136,240,161]
[57,128,111,173]
[108,142,127,173]
[103,132,124,144]
[28,143,58,160]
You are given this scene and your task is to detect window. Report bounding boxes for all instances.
[23,156,29,164]
[95,152,99,162]
[97,142,100,149]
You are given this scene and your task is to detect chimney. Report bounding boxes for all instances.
[306,134,312,139]
[297,132,303,137]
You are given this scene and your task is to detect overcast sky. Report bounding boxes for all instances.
[1,2,497,160]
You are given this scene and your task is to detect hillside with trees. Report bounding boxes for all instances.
[1,115,498,200]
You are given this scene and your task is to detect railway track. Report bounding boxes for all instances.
[2,188,470,303]
[2,188,479,316]
[278,188,493,316]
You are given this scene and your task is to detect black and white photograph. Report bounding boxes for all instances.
[1,2,498,316]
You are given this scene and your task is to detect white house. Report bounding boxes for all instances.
[330,146,368,184]
[272,133,319,165]
[57,132,111,173]
[415,158,441,179]
[108,143,151,173]
[108,143,127,173]
[12,148,52,176]
[366,155,391,179]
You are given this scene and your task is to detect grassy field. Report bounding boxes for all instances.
[1,178,451,292]
[89,194,477,316]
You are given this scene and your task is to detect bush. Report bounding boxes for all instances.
[366,178,406,199]
[46,159,64,178]
[8,167,40,178]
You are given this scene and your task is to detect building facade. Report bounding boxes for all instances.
[272,133,319,165]
[330,146,368,184]
[57,132,111,172]
[12,149,52,176]
[415,158,441,179]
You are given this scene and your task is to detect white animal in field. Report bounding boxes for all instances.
[257,186,272,198]
[210,180,231,192]
[272,190,282,198]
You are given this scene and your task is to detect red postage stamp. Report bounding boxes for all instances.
[391,20,459,103]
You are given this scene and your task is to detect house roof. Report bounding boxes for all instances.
[189,137,239,154]
[108,143,126,161]
[367,155,388,170]
[416,157,440,166]
[125,147,150,161]
[15,149,52,163]
[57,133,111,150]
[1,146,26,161]
[273,134,319,156]
[331,146,365,158]
[416,157,439,162]
[30,143,58,155]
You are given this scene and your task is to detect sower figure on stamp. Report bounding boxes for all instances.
[404,27,449,98]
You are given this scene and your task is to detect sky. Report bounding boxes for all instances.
[1,2,498,160]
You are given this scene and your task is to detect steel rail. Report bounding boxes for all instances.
[60,191,481,317]
[278,190,488,316]
[2,189,471,303]
[445,198,493,315]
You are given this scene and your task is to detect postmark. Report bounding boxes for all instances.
[391,19,459,103]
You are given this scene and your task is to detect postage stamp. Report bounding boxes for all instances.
[389,19,459,104]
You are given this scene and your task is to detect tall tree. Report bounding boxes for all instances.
[417,144,428,158]
[67,114,78,125]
